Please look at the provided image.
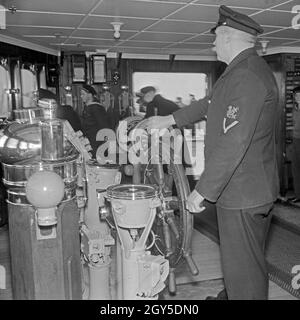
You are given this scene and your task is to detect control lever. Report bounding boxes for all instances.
[183,252,199,276]
[162,219,173,257]
[165,214,180,240]
[168,268,176,294]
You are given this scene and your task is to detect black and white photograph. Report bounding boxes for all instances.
[0,0,299,306]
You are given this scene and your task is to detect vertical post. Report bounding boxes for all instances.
[0,5,6,30]
[0,265,5,289]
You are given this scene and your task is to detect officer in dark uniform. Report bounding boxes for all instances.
[80,84,110,158]
[145,5,279,300]
[136,86,179,118]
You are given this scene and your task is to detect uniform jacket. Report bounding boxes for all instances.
[145,94,179,118]
[173,48,279,209]
[57,105,82,132]
[81,102,109,158]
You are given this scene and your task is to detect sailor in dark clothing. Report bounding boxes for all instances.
[80,84,109,158]
[56,104,82,132]
[145,6,279,300]
[136,86,179,118]
[37,88,57,102]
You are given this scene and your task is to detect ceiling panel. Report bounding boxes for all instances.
[130,31,194,42]
[147,20,214,33]
[270,0,298,11]
[0,0,299,57]
[194,0,293,9]
[184,34,215,43]
[134,0,192,3]
[73,29,137,40]
[167,4,257,22]
[251,9,297,27]
[258,25,286,33]
[5,0,99,14]
[6,12,84,28]
[81,15,157,30]
[263,27,300,39]
[3,26,74,37]
[65,38,117,46]
[115,40,172,48]
[91,0,184,19]
[283,40,300,46]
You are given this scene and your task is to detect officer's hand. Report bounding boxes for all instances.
[145,115,176,131]
[186,190,205,213]
[75,131,93,152]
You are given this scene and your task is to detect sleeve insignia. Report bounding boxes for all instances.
[223,105,239,134]
[226,105,239,119]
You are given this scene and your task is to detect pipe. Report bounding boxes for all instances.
[88,259,111,300]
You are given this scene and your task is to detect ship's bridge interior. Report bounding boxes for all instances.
[0,0,299,302]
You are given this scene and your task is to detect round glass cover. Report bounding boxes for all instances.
[106,184,157,200]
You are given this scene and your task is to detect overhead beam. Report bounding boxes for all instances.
[0,33,60,56]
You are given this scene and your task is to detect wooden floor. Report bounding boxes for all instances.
[163,230,297,300]
[0,223,297,300]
